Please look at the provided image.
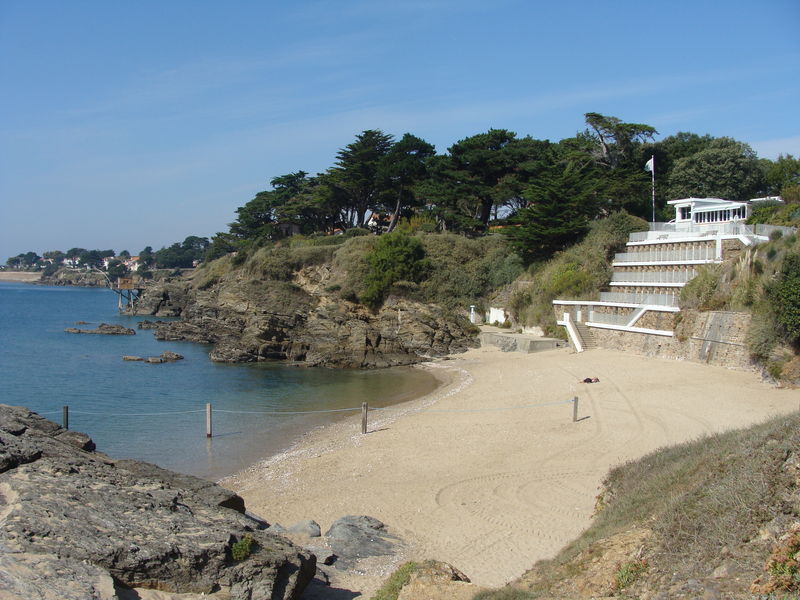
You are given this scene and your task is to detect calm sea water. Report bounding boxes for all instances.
[0,282,437,480]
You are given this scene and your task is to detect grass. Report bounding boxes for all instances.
[370,561,419,600]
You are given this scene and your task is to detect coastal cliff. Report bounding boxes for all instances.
[134,262,480,368]
[0,404,315,599]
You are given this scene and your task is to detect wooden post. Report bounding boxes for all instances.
[361,402,368,435]
[206,403,212,438]
[63,405,69,430]
[572,396,579,422]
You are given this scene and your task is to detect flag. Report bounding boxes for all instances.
[644,156,654,172]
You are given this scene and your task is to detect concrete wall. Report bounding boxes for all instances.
[587,310,753,370]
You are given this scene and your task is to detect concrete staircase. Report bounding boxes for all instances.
[573,322,596,351]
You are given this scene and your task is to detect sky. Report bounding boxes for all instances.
[1,0,799,261]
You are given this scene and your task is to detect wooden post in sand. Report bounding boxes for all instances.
[206,403,213,438]
[361,402,368,434]
[63,405,69,430]
[572,397,579,422]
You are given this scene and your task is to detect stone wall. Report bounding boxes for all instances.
[587,310,753,370]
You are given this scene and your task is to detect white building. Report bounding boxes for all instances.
[552,197,794,352]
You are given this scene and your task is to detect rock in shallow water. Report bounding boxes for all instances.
[0,404,315,599]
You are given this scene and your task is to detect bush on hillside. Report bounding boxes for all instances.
[360,232,429,309]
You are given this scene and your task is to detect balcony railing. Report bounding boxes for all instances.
[588,311,635,326]
[599,291,679,307]
[610,269,697,284]
[614,246,717,263]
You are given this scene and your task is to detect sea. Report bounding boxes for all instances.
[0,281,437,480]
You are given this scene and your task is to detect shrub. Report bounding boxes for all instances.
[231,534,253,561]
[680,265,726,310]
[361,232,429,309]
[769,253,800,344]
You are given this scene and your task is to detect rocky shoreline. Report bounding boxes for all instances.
[0,404,316,599]
[133,273,479,369]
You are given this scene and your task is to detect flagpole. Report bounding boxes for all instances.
[650,154,656,223]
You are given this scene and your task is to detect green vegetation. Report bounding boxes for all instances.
[361,232,429,309]
[230,534,253,562]
[613,559,648,592]
[369,561,419,600]
[509,212,648,335]
[677,228,800,365]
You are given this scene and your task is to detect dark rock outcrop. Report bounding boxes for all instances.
[138,279,477,367]
[133,281,194,317]
[324,515,398,568]
[0,404,315,599]
[65,323,136,335]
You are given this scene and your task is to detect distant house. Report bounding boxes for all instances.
[122,256,140,272]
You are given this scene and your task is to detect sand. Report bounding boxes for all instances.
[0,271,42,282]
[220,346,799,592]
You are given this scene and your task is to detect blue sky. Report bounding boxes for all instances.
[1,0,798,260]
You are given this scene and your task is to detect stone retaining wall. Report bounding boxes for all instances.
[587,310,753,370]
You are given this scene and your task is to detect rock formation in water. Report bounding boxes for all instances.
[133,268,478,368]
[64,323,136,335]
[0,404,315,599]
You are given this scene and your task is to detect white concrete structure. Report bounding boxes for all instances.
[552,198,795,352]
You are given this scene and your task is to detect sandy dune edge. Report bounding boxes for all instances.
[221,346,798,591]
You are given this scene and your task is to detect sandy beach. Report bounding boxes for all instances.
[0,271,42,282]
[221,346,799,592]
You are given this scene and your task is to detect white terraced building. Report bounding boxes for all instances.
[553,197,794,352]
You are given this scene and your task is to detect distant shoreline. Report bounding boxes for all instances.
[0,271,42,282]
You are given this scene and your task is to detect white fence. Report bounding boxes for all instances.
[588,311,634,326]
[599,291,679,307]
[610,269,697,285]
[614,246,717,263]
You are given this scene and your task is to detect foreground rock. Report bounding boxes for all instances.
[64,323,136,335]
[0,404,315,599]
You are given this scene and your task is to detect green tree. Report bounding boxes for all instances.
[106,259,129,279]
[504,170,593,263]
[765,154,800,197]
[328,130,394,228]
[230,171,312,241]
[361,232,429,309]
[380,133,436,232]
[42,250,65,263]
[668,138,765,201]
[139,246,155,267]
[583,112,658,168]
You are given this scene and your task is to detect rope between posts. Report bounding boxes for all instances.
[67,409,206,416]
[214,407,363,415]
[417,398,575,414]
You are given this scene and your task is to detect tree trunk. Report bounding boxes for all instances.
[386,189,403,233]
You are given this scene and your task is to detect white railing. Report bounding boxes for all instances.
[755,224,797,237]
[611,269,697,284]
[599,291,679,307]
[588,311,634,326]
[614,246,717,263]
[628,222,762,242]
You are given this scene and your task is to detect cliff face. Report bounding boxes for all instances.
[135,266,479,368]
[0,404,315,600]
